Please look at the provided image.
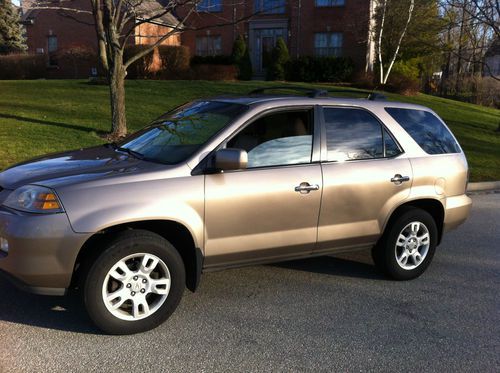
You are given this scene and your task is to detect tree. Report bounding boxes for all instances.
[440,0,500,83]
[232,34,252,80]
[0,0,27,55]
[376,0,415,85]
[33,0,256,139]
[266,37,289,81]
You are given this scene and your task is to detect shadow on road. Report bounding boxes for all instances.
[0,251,385,334]
[0,282,100,334]
[272,252,386,281]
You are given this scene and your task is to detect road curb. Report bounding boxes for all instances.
[467,181,500,192]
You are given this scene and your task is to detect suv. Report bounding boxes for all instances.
[0,88,471,334]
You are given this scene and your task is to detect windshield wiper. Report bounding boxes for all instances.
[118,147,144,160]
[106,143,144,160]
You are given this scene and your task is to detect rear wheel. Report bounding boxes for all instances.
[83,230,185,335]
[372,207,438,280]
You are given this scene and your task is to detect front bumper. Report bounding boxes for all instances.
[443,194,472,233]
[0,207,91,296]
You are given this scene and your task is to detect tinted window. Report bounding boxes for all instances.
[386,108,460,154]
[324,108,384,162]
[384,128,403,157]
[227,111,313,168]
[120,101,246,164]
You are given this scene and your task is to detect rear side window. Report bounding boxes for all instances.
[323,107,401,162]
[385,108,460,154]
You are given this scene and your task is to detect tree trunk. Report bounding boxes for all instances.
[455,1,467,95]
[109,59,127,138]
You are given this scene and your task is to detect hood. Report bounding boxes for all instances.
[0,145,162,190]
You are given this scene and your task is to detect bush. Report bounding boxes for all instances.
[231,35,246,64]
[267,37,289,81]
[385,60,421,95]
[190,64,238,80]
[191,55,233,65]
[231,35,252,80]
[352,71,376,89]
[55,44,97,78]
[124,45,155,79]
[471,76,500,109]
[287,56,354,82]
[157,45,190,78]
[0,54,46,79]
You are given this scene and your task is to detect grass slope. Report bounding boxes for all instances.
[0,80,498,181]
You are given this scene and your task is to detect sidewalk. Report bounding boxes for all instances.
[467,181,500,192]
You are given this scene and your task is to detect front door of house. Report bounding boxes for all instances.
[252,27,287,77]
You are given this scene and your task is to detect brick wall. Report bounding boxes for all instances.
[179,0,373,74]
[23,1,181,78]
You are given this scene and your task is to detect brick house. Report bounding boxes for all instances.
[179,0,376,77]
[20,0,181,78]
[20,0,376,78]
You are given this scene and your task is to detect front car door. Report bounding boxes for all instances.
[316,106,413,254]
[203,107,322,269]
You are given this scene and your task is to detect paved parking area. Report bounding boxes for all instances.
[0,193,498,372]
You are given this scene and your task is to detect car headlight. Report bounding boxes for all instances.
[3,185,65,213]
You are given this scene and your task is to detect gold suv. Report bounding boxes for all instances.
[0,88,472,334]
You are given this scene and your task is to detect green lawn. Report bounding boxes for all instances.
[0,80,498,181]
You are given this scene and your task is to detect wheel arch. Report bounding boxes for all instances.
[70,220,203,293]
[382,198,445,245]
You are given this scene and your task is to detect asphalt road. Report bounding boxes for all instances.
[0,193,498,372]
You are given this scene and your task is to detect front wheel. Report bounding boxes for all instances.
[372,207,438,280]
[83,230,185,335]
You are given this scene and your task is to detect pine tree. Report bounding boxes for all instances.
[0,0,27,54]
[267,37,290,81]
[232,35,252,80]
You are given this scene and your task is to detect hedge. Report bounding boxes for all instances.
[191,55,233,65]
[0,54,46,79]
[157,45,190,78]
[287,56,354,83]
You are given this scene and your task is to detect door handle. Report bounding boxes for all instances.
[295,182,320,194]
[391,174,410,185]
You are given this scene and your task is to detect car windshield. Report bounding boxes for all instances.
[118,101,247,164]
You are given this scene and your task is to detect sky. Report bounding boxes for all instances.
[12,0,20,6]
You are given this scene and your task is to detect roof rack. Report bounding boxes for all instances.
[249,86,387,101]
[367,92,387,101]
[249,86,329,98]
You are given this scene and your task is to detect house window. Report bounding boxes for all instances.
[47,35,58,53]
[314,33,343,57]
[197,0,222,12]
[255,0,286,14]
[315,0,345,6]
[47,35,58,65]
[196,35,222,56]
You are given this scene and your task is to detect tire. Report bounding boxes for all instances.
[372,207,438,280]
[83,230,185,335]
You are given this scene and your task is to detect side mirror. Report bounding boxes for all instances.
[214,148,248,171]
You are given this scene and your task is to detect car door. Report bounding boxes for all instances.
[315,106,413,254]
[203,107,322,269]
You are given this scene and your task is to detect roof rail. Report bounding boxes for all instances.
[249,86,329,98]
[248,86,388,101]
[367,92,387,101]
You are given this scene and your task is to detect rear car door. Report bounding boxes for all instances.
[315,106,413,253]
[203,107,322,269]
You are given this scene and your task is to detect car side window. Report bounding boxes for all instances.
[323,107,396,162]
[227,110,314,168]
[384,128,403,157]
[385,108,460,155]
